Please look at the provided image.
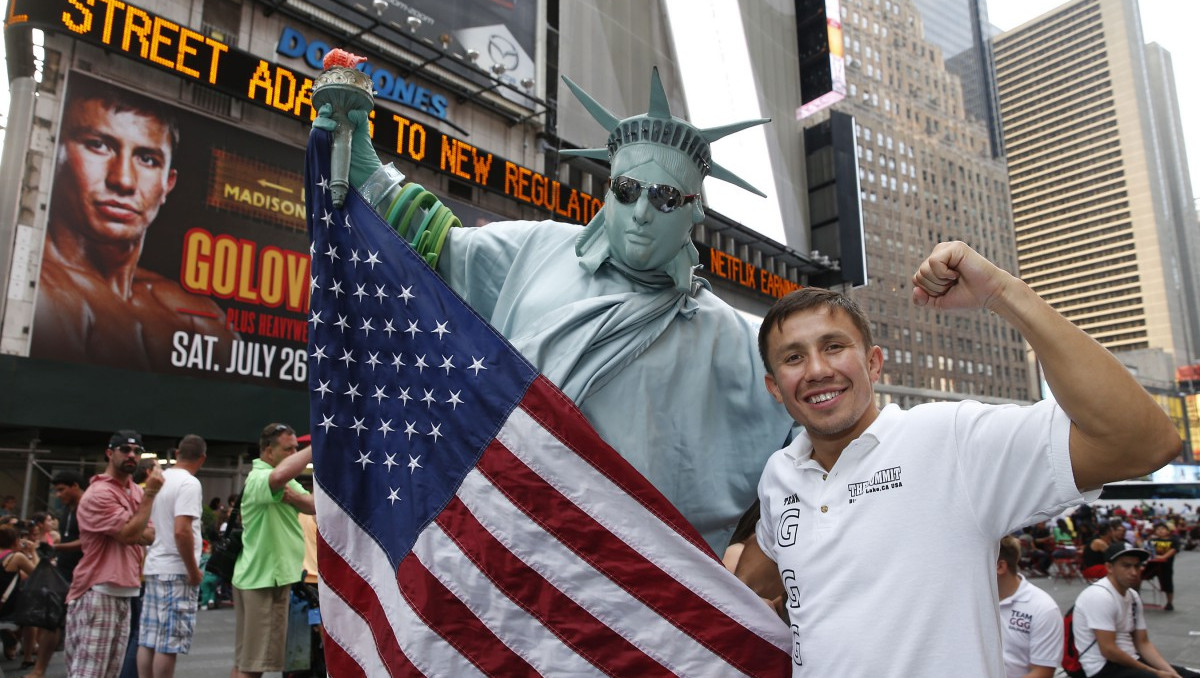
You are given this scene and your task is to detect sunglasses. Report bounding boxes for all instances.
[609,175,700,213]
[113,444,144,454]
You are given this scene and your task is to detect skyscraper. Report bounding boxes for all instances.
[1145,42,1200,365]
[911,0,1005,157]
[816,0,1031,405]
[994,0,1200,371]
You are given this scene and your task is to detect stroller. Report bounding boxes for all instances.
[283,576,325,678]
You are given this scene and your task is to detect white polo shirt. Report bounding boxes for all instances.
[756,399,1095,677]
[999,576,1064,678]
[1073,577,1145,677]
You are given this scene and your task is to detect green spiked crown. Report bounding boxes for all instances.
[560,67,770,197]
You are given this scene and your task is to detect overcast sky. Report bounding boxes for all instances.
[986,0,1200,203]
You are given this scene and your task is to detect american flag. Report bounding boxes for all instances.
[305,128,791,676]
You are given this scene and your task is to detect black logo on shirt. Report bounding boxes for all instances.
[1007,610,1032,633]
[847,466,903,503]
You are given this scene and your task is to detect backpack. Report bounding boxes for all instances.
[1061,603,1095,678]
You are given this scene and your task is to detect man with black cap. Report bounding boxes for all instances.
[1071,542,1200,677]
[65,429,164,678]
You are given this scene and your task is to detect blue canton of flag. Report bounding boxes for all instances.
[304,128,790,677]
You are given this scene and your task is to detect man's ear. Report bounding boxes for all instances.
[765,372,783,404]
[867,345,884,383]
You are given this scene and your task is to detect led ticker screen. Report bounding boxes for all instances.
[5,0,600,223]
[694,244,802,300]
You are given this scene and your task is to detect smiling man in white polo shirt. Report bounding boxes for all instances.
[734,242,1182,676]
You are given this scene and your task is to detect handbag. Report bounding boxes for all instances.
[0,552,21,621]
[13,558,68,630]
[0,553,18,606]
[205,495,243,581]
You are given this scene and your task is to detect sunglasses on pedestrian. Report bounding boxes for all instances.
[609,175,700,213]
[112,444,144,454]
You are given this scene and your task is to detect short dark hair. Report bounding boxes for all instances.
[51,470,86,490]
[757,287,874,373]
[998,536,1021,571]
[259,423,295,452]
[0,526,17,549]
[727,499,761,548]
[65,75,180,163]
[132,459,157,484]
[176,434,207,462]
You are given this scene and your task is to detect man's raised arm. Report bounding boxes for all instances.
[912,241,1181,490]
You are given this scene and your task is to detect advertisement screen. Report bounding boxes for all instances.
[31,72,311,389]
[338,0,538,104]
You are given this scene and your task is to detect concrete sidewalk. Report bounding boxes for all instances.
[4,552,1199,677]
[0,602,262,678]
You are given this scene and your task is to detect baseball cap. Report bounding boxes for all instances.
[108,430,143,448]
[1105,543,1151,563]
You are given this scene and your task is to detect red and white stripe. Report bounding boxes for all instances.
[317,376,791,677]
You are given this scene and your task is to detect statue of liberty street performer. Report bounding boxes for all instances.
[315,66,794,552]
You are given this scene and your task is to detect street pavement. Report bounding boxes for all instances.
[4,552,1199,677]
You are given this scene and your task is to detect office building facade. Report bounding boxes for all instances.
[994,0,1200,372]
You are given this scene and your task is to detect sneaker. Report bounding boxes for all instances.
[1164,603,1174,611]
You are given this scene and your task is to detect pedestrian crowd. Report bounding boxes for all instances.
[0,423,319,678]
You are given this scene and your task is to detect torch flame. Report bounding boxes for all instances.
[323,48,368,70]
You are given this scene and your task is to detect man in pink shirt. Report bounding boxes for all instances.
[65,430,164,678]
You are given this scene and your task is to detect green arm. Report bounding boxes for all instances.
[314,105,462,268]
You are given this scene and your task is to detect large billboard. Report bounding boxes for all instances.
[31,72,311,389]
[343,0,538,105]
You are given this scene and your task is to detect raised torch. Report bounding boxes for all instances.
[312,49,373,208]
